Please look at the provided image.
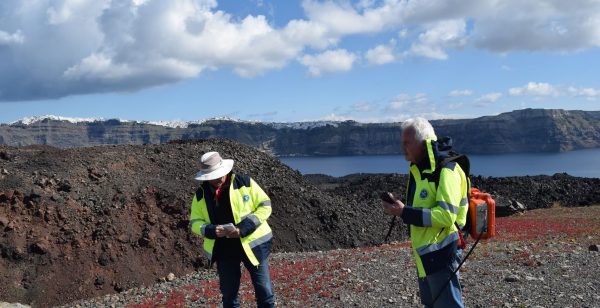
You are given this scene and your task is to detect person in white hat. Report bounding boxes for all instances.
[189,151,275,308]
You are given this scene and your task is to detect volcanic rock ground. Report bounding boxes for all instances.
[58,205,600,307]
[0,138,599,307]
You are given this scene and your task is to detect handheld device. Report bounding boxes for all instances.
[222,223,236,232]
[380,191,394,203]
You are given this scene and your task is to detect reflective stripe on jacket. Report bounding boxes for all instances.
[189,173,272,266]
[400,137,468,278]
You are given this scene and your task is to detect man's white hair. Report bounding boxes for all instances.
[401,117,436,142]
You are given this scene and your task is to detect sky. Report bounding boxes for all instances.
[1,0,599,124]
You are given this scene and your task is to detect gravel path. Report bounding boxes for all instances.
[58,206,600,308]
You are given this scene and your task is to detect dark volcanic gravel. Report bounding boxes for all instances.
[305,172,600,216]
[0,139,599,307]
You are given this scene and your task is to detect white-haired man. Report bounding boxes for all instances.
[189,151,275,308]
[382,118,467,307]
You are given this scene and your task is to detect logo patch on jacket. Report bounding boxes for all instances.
[243,195,250,202]
[420,189,428,199]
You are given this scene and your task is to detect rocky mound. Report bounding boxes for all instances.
[0,139,390,307]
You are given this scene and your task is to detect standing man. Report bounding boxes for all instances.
[190,151,275,308]
[382,118,467,307]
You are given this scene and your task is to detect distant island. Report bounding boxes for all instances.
[1,108,599,155]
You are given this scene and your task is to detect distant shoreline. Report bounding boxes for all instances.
[281,148,600,178]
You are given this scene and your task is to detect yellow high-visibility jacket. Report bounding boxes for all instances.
[189,173,272,266]
[400,137,468,278]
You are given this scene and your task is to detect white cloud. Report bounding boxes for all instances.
[0,0,302,100]
[305,0,600,54]
[64,52,201,83]
[0,30,24,45]
[282,19,337,50]
[2,0,600,101]
[386,93,431,115]
[449,89,473,97]
[46,0,92,25]
[132,0,151,5]
[299,49,356,77]
[475,92,502,106]
[386,111,461,122]
[508,83,599,100]
[509,82,559,96]
[471,1,600,52]
[63,53,132,80]
[319,112,392,123]
[567,86,600,99]
[408,19,467,60]
[320,113,354,122]
[303,0,600,54]
[301,0,389,35]
[365,44,395,65]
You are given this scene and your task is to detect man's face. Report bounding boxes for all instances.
[209,175,228,188]
[401,128,425,164]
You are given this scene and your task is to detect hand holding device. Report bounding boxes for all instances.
[222,223,236,232]
[380,191,395,203]
[381,192,404,216]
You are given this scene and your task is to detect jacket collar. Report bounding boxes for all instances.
[414,136,453,174]
[415,137,439,173]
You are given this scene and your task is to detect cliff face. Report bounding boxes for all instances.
[271,122,401,156]
[433,109,600,154]
[1,109,599,155]
[0,120,279,151]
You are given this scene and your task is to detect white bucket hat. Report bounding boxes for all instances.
[194,151,234,181]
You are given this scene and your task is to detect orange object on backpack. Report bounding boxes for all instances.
[468,187,496,240]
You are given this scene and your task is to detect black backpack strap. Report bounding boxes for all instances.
[433,153,470,186]
[432,154,459,186]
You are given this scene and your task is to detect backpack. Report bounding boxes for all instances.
[429,138,496,306]
[432,137,495,245]
[431,149,471,248]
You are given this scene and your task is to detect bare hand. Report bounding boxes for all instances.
[382,193,405,216]
[226,228,241,238]
[215,225,228,238]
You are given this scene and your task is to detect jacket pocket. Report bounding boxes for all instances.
[251,238,272,263]
[420,240,457,275]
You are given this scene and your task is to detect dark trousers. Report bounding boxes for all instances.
[418,249,464,307]
[216,255,275,308]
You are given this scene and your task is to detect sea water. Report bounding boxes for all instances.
[279,148,600,178]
